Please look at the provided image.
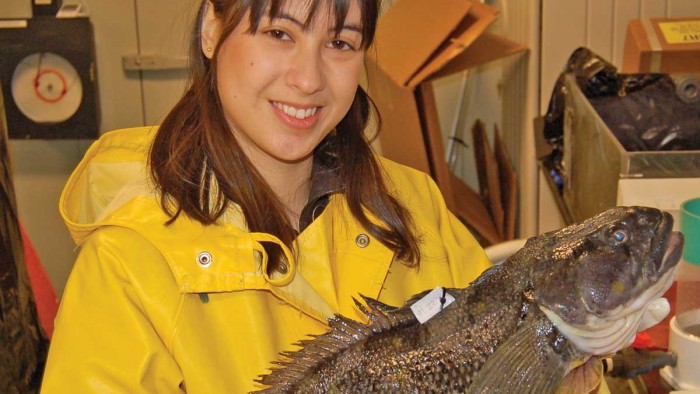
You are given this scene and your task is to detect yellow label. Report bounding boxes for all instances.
[658,21,700,44]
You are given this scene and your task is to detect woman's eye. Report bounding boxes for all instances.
[266,29,290,41]
[328,39,354,51]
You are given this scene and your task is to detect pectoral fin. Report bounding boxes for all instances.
[556,357,604,394]
[467,316,573,394]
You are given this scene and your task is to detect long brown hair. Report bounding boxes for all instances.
[149,0,420,269]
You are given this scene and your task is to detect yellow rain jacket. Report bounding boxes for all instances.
[41,126,492,393]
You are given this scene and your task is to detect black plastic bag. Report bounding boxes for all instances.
[589,74,700,151]
[543,47,700,173]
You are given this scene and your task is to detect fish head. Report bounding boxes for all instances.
[529,206,683,355]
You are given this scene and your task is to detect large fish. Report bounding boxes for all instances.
[255,206,684,393]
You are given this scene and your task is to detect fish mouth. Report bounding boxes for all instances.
[541,212,685,356]
[542,264,677,355]
[649,211,683,278]
[655,225,684,280]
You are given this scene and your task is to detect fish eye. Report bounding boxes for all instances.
[610,227,628,244]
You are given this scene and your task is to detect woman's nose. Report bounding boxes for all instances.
[286,48,325,95]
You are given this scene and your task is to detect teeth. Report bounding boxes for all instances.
[274,102,318,119]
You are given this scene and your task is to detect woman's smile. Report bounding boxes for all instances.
[271,101,322,129]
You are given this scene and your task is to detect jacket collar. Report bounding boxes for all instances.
[298,143,343,232]
[101,196,395,325]
[61,127,395,325]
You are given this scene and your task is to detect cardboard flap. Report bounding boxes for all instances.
[365,58,431,175]
[430,32,527,81]
[371,0,472,87]
[407,2,500,86]
[371,0,499,88]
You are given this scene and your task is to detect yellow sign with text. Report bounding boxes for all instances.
[658,21,700,44]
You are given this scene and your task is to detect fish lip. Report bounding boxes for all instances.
[660,231,684,274]
[653,212,684,278]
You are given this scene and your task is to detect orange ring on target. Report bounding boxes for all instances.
[33,68,68,103]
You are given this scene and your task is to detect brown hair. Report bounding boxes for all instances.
[149,0,420,270]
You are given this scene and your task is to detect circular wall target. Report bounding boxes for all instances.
[0,17,99,139]
[10,52,83,124]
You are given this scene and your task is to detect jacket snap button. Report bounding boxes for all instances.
[355,234,370,248]
[197,251,213,268]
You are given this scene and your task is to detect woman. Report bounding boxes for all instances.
[41,0,491,392]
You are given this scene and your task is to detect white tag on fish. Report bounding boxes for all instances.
[410,287,455,324]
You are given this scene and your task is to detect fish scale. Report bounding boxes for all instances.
[254,206,684,393]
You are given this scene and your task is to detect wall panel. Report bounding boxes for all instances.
[611,1,642,67]
[135,0,194,125]
[588,0,616,61]
[669,0,700,16]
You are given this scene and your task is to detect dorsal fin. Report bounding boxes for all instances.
[402,287,462,307]
[253,295,418,393]
[358,293,399,313]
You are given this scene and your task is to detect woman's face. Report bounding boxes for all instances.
[209,0,365,167]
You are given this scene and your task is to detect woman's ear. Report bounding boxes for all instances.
[201,1,220,59]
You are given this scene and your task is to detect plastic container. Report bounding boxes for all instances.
[676,198,700,332]
[561,74,700,223]
[661,197,700,390]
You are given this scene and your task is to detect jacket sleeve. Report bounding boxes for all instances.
[379,167,493,306]
[41,228,185,394]
[421,171,493,287]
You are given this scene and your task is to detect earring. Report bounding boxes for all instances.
[207,46,212,52]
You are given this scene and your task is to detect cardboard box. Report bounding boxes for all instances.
[622,18,700,73]
[364,0,526,245]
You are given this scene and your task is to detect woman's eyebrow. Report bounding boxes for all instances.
[272,13,304,27]
[338,23,362,34]
[273,12,363,34]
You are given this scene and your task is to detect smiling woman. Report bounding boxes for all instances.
[40,0,492,392]
[202,0,366,223]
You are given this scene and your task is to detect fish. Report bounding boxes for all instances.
[254,206,684,393]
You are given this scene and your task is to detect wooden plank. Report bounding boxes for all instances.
[449,171,503,246]
[415,81,456,212]
[471,120,504,238]
[494,125,517,240]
